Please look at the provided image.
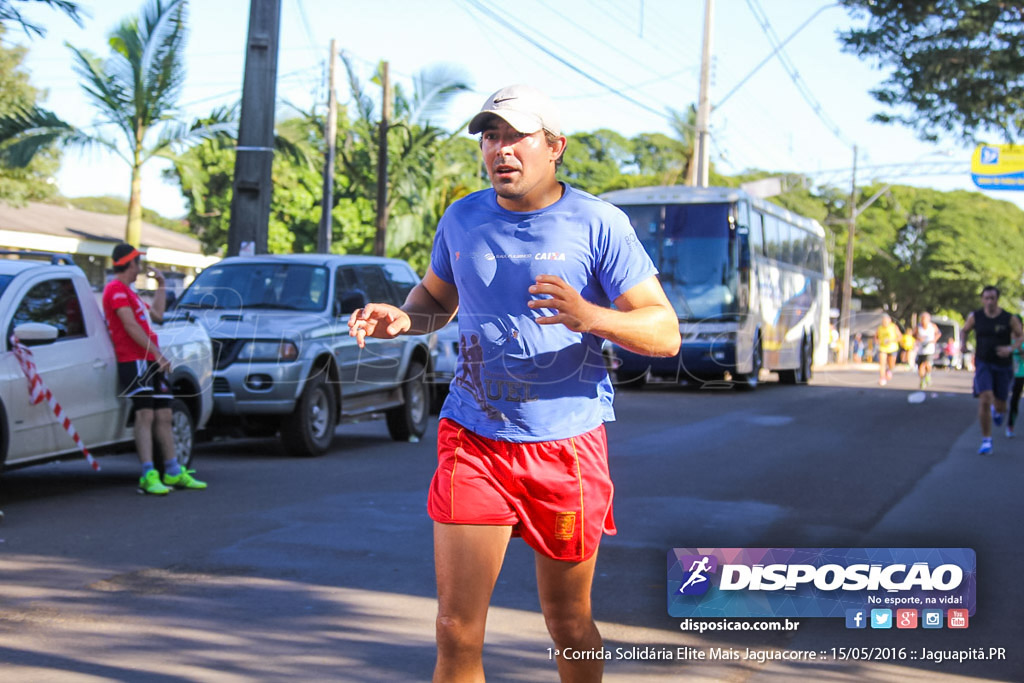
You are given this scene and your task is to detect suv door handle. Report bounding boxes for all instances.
[92,360,108,369]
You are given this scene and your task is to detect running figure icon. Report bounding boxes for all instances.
[679,556,712,593]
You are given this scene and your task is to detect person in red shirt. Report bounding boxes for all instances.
[102,243,206,494]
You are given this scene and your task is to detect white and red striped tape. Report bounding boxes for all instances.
[9,335,100,471]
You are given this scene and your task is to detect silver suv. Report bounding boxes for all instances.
[173,254,433,456]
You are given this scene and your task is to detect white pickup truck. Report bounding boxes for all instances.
[0,253,213,475]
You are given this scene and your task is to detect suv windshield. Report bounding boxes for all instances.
[178,263,329,311]
[0,274,13,300]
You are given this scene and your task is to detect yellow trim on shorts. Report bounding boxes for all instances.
[570,435,585,559]
[450,425,465,520]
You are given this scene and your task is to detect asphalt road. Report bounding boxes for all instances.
[0,363,1020,682]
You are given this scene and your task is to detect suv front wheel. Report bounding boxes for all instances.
[387,362,429,442]
[281,374,337,456]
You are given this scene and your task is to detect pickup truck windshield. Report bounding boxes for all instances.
[178,263,329,312]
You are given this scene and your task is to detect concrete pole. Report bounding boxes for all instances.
[694,0,714,188]
[228,0,281,257]
[374,62,391,257]
[317,39,338,254]
[839,145,858,363]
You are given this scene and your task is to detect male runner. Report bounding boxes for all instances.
[961,286,1023,455]
[349,84,680,682]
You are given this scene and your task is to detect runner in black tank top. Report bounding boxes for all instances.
[961,286,1024,455]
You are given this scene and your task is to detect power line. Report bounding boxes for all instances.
[461,0,681,127]
[745,0,852,147]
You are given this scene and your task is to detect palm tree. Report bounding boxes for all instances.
[337,56,473,256]
[0,0,231,246]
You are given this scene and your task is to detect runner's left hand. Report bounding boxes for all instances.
[527,274,601,333]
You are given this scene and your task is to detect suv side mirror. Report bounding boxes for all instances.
[337,289,368,316]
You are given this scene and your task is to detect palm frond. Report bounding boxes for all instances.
[147,115,236,161]
[0,105,115,167]
[66,43,133,137]
[0,0,84,39]
[408,63,473,125]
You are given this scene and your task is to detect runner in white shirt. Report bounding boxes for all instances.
[915,311,942,388]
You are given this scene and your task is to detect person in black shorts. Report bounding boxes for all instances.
[103,243,207,494]
[960,286,1023,455]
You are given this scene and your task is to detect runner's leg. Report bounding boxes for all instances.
[536,551,603,683]
[433,522,512,683]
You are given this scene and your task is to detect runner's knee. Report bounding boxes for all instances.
[435,614,485,653]
[543,611,595,646]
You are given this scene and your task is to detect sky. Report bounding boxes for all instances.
[9,0,1024,218]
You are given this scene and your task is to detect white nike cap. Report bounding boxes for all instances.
[468,84,562,136]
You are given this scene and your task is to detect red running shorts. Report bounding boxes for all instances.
[428,418,616,562]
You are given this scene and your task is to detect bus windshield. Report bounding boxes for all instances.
[619,203,739,320]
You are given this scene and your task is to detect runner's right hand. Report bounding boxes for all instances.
[348,304,412,348]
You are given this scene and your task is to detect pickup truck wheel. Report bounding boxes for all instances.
[387,362,429,442]
[280,374,337,457]
[169,398,195,469]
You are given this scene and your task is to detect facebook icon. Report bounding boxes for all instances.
[846,609,867,629]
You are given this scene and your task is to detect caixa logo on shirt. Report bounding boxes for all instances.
[482,251,566,261]
[668,548,976,618]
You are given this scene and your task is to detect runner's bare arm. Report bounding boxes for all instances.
[961,312,975,353]
[348,268,460,348]
[528,274,680,357]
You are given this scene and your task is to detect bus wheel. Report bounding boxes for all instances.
[779,335,812,385]
[734,338,762,391]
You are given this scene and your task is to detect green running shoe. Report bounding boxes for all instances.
[163,468,207,490]
[138,469,171,495]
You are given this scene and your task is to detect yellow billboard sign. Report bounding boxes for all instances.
[971,144,1024,190]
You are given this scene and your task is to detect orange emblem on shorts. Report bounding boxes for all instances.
[554,512,576,540]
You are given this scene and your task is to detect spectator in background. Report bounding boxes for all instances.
[103,243,207,494]
[852,333,865,363]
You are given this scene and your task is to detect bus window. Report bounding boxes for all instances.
[749,210,764,255]
[764,215,780,261]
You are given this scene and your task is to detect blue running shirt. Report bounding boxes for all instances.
[431,184,658,441]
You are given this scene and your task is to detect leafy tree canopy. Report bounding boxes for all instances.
[0,24,59,204]
[839,0,1024,143]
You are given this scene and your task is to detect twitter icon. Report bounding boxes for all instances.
[870,609,892,629]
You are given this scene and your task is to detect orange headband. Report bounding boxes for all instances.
[113,248,143,267]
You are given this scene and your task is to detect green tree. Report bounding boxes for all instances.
[335,58,475,265]
[0,0,231,246]
[839,0,1024,143]
[0,25,60,203]
[561,128,632,195]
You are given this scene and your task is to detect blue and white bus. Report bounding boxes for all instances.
[600,185,831,389]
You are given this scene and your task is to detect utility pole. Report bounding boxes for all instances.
[317,39,338,254]
[692,0,714,188]
[373,61,391,257]
[228,0,281,257]
[839,145,858,363]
